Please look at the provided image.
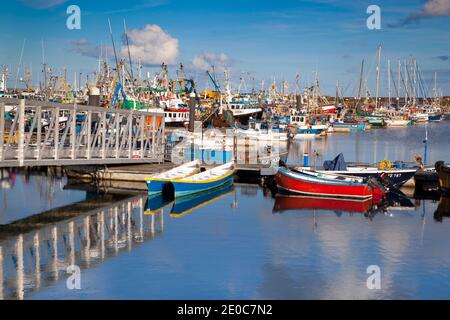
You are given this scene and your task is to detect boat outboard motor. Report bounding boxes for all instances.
[377,172,394,189]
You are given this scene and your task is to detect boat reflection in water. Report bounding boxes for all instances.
[170,181,235,217]
[434,196,450,222]
[273,195,374,214]
[144,194,173,215]
[0,194,163,300]
[143,181,235,218]
[273,191,416,217]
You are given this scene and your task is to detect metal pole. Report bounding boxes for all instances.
[87,110,92,159]
[36,106,42,160]
[0,102,4,161]
[54,106,60,160]
[18,99,25,166]
[71,104,76,159]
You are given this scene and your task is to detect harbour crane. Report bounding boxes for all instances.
[206,67,221,102]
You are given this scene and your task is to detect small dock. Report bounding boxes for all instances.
[66,161,277,189]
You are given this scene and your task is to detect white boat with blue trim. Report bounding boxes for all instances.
[171,162,235,198]
[145,160,201,195]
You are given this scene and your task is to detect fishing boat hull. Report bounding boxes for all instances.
[332,122,366,131]
[386,119,412,127]
[428,114,442,122]
[172,168,235,198]
[275,167,373,199]
[367,118,386,127]
[293,126,325,139]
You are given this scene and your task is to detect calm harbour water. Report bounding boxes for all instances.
[0,121,449,300]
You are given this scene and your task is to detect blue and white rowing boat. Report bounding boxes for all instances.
[171,162,235,198]
[145,160,201,195]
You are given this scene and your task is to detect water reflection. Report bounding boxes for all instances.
[286,122,449,167]
[274,195,374,214]
[434,197,450,222]
[0,194,163,300]
[170,183,234,217]
[0,168,86,225]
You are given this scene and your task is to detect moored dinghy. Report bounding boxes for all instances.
[275,166,386,201]
[171,162,235,198]
[145,160,201,195]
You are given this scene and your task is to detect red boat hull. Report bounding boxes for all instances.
[276,169,373,199]
[274,195,373,213]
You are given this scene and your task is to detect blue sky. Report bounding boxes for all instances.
[1,0,450,95]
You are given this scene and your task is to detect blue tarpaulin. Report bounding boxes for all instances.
[323,153,347,171]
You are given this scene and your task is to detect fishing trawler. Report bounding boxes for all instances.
[222,99,262,119]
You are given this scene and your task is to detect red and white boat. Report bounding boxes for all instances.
[275,167,386,201]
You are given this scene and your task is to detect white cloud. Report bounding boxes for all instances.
[120,24,179,66]
[71,38,112,59]
[20,0,67,9]
[390,0,450,26]
[191,52,231,72]
[422,0,450,16]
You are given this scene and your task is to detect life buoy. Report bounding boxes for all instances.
[379,159,392,171]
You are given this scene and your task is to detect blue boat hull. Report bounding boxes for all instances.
[146,179,170,195]
[172,172,234,198]
[428,115,442,122]
[333,123,366,131]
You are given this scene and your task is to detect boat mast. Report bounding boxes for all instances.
[413,59,417,107]
[397,60,401,108]
[404,59,408,105]
[123,19,134,80]
[357,59,364,100]
[388,59,391,108]
[15,38,26,91]
[375,45,381,109]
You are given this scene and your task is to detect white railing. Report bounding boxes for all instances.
[0,98,165,167]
